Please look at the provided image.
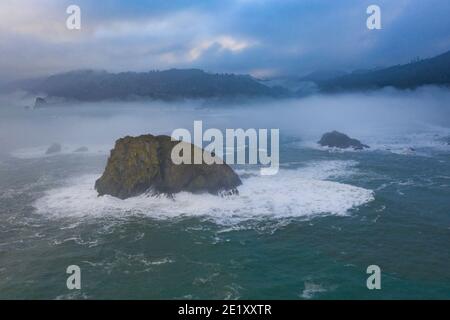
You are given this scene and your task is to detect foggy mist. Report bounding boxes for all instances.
[1,86,450,155]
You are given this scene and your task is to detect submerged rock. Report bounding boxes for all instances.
[95,134,242,199]
[318,131,369,150]
[34,97,47,108]
[400,147,416,155]
[439,136,450,145]
[74,146,89,153]
[45,143,62,154]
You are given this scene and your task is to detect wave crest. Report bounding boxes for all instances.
[33,160,374,225]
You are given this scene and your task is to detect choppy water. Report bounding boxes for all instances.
[1,94,450,299]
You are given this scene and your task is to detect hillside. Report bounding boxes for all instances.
[319,51,450,91]
[9,69,287,101]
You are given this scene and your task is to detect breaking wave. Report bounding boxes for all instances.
[33,160,374,225]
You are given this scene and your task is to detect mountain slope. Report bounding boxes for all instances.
[298,70,348,83]
[319,50,450,91]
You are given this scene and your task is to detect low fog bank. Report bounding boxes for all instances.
[1,86,450,154]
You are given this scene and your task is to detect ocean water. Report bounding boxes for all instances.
[1,93,450,299]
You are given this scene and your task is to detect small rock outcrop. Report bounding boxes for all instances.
[74,146,89,153]
[34,97,47,108]
[46,143,62,154]
[440,136,450,145]
[95,135,242,199]
[318,131,369,150]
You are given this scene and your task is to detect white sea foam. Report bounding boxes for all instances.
[33,160,374,224]
[300,281,328,299]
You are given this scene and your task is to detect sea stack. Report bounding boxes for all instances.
[318,131,369,150]
[45,143,62,154]
[74,146,89,153]
[34,97,47,108]
[95,135,242,199]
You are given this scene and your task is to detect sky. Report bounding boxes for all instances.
[0,0,449,82]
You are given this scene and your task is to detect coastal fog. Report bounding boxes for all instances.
[1,86,450,299]
[1,86,450,155]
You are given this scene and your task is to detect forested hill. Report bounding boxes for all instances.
[319,50,450,91]
[8,69,288,101]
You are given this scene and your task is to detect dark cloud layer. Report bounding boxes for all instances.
[0,0,449,82]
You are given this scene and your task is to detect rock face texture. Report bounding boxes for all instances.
[95,135,242,199]
[45,143,62,154]
[318,131,369,150]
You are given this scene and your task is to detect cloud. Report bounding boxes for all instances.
[188,36,258,61]
[0,0,70,41]
[0,0,449,82]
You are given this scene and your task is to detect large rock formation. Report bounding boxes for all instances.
[318,131,369,150]
[95,135,242,199]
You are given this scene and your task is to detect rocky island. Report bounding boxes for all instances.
[95,135,242,199]
[34,97,47,108]
[318,131,369,150]
[74,146,89,153]
[45,143,61,154]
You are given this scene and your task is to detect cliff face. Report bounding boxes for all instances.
[95,135,241,199]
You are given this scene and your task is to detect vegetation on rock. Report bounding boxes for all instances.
[95,135,242,199]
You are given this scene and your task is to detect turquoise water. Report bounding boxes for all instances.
[0,140,449,299]
[0,97,450,299]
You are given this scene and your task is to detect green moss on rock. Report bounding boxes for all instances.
[95,134,241,199]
